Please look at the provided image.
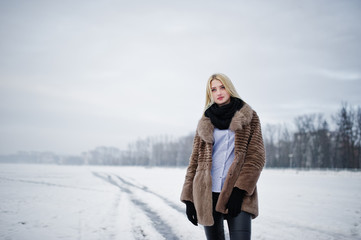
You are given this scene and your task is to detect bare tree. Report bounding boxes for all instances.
[263,124,277,167]
[333,102,358,168]
[293,114,315,168]
[356,107,361,168]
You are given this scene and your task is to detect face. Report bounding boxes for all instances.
[211,79,231,106]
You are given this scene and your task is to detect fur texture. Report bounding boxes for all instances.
[180,103,265,226]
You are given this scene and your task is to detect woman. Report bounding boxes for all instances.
[180,73,265,240]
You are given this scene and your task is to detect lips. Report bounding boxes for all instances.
[217,96,224,100]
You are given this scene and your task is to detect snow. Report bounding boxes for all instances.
[0,164,360,240]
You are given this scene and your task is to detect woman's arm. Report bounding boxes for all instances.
[235,112,265,196]
[180,133,201,203]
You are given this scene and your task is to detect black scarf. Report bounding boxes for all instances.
[205,97,244,130]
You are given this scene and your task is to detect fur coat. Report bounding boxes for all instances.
[180,103,265,226]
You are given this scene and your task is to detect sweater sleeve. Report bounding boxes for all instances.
[180,133,200,203]
[235,112,265,195]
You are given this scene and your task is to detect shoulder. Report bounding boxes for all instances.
[196,114,214,143]
[229,103,255,131]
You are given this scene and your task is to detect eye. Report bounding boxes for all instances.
[211,88,216,92]
[220,85,225,89]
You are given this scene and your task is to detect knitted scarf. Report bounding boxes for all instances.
[205,97,244,130]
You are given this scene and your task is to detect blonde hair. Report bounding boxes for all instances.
[204,73,241,111]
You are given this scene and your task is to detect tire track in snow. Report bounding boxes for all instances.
[92,172,131,193]
[92,172,180,240]
[115,175,184,213]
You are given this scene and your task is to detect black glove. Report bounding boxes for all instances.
[185,201,198,226]
[226,187,246,217]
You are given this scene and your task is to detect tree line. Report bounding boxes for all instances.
[1,102,360,169]
[81,134,194,166]
[264,102,361,169]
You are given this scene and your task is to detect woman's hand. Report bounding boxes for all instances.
[226,187,246,217]
[185,201,198,226]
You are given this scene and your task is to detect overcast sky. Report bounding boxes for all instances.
[1,0,360,155]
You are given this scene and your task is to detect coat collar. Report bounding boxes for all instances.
[196,103,254,143]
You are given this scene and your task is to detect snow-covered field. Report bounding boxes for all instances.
[0,164,360,240]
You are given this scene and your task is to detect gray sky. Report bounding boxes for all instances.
[1,0,361,155]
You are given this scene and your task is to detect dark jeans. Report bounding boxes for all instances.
[204,192,251,240]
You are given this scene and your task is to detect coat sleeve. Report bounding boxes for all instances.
[180,133,200,203]
[235,112,265,196]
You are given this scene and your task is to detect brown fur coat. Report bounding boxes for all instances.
[180,103,265,226]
